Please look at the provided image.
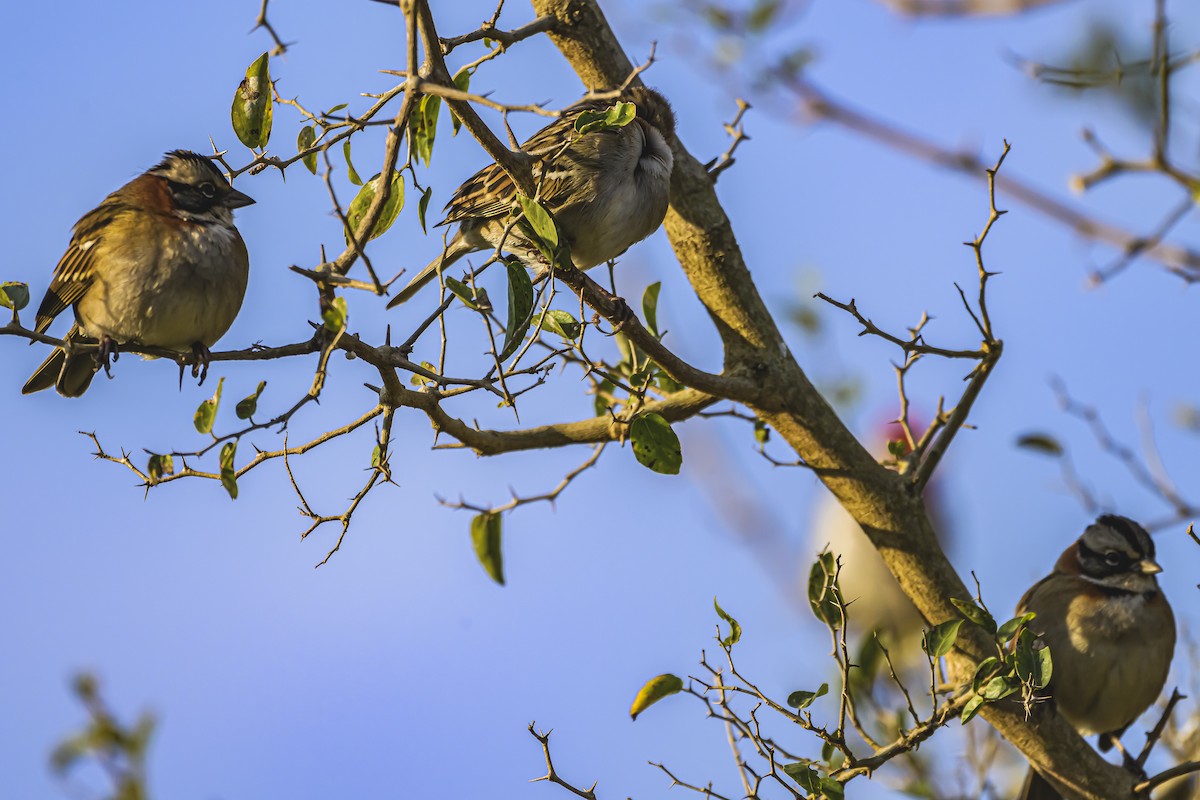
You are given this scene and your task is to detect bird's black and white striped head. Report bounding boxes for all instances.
[1058,514,1163,594]
[148,150,254,222]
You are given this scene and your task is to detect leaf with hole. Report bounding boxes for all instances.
[231,52,272,149]
[629,412,682,475]
[193,377,224,434]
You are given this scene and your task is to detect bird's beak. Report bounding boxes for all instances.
[224,187,256,209]
[1138,558,1163,575]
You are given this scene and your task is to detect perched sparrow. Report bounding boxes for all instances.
[22,150,254,397]
[1018,514,1176,800]
[387,85,675,307]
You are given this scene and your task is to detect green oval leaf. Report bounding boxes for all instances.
[921,618,964,658]
[146,453,175,484]
[231,52,272,149]
[642,281,662,338]
[629,673,683,720]
[951,598,997,634]
[444,276,488,311]
[1016,432,1064,456]
[996,611,1037,644]
[786,682,828,711]
[498,263,534,362]
[714,597,742,647]
[471,512,504,585]
[410,93,441,167]
[418,186,433,233]
[807,551,844,629]
[322,296,347,332]
[630,412,682,475]
[297,125,317,174]
[345,171,404,245]
[193,377,224,435]
[960,694,986,724]
[0,281,30,311]
[538,309,580,341]
[450,68,471,135]
[235,381,267,420]
[979,674,1020,701]
[516,195,558,250]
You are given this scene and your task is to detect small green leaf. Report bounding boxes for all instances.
[630,674,683,720]
[297,125,317,174]
[444,276,489,311]
[0,281,30,311]
[343,139,362,186]
[972,657,1002,692]
[593,378,615,417]
[219,440,238,500]
[951,598,997,634]
[786,682,829,711]
[345,171,405,244]
[516,194,559,250]
[418,186,433,233]
[629,412,682,475]
[146,453,175,483]
[322,296,347,332]
[538,309,581,340]
[979,675,1020,701]
[753,418,770,445]
[960,694,986,724]
[450,68,471,135]
[574,101,637,135]
[235,381,267,420]
[326,103,349,115]
[194,377,224,435]
[1016,433,1064,456]
[498,262,534,362]
[471,512,504,585]
[1035,643,1053,689]
[370,444,382,467]
[410,93,441,167]
[783,764,841,798]
[714,597,742,647]
[642,281,661,338]
[921,619,963,658]
[996,612,1036,644]
[231,52,273,149]
[807,551,844,629]
[887,439,907,458]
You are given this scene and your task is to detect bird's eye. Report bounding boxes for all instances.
[199,182,217,198]
[1103,551,1124,566]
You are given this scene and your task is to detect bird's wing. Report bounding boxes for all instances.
[34,198,129,333]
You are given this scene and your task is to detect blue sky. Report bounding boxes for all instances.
[2,1,1198,798]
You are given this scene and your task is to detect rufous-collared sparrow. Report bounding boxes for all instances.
[387,85,675,307]
[1017,514,1176,799]
[22,150,254,397]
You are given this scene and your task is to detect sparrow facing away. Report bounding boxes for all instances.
[1017,514,1176,800]
[23,150,253,397]
[387,85,675,307]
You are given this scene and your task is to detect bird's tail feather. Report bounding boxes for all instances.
[21,324,97,397]
[387,237,475,308]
